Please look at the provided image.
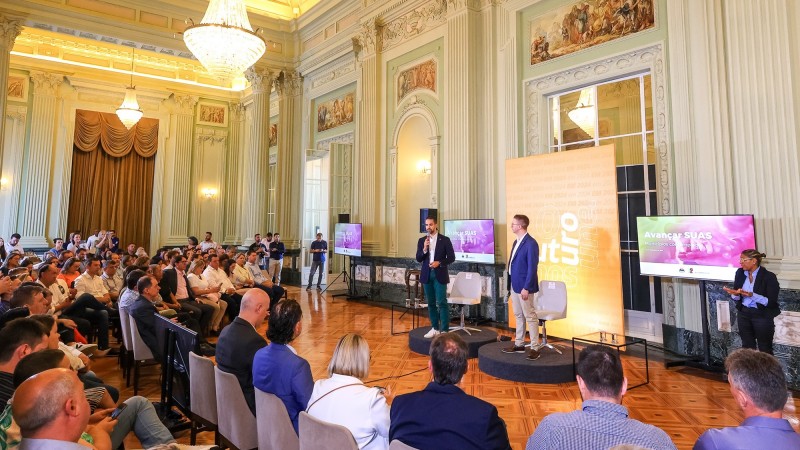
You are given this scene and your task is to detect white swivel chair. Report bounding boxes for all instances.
[447,272,482,335]
[533,280,568,354]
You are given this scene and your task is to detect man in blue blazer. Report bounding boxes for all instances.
[416,216,456,338]
[390,333,512,450]
[502,214,541,361]
[252,299,313,434]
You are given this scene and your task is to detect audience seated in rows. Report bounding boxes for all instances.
[390,333,512,450]
[244,250,284,309]
[161,255,215,340]
[187,259,227,336]
[215,289,270,415]
[253,299,313,434]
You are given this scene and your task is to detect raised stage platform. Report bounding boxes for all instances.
[478,341,575,384]
[408,327,498,358]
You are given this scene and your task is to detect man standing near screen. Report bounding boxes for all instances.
[502,214,541,361]
[417,216,456,338]
[307,233,328,291]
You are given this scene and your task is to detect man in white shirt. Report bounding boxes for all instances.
[203,254,240,320]
[72,258,116,355]
[84,229,101,255]
[245,250,284,310]
[101,260,123,303]
[35,263,89,346]
[199,231,218,252]
[5,233,24,256]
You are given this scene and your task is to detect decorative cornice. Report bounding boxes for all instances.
[380,0,447,52]
[195,127,228,143]
[446,0,481,13]
[316,131,354,151]
[353,17,382,59]
[29,71,64,97]
[310,59,357,90]
[277,72,303,97]
[245,68,276,95]
[0,16,23,49]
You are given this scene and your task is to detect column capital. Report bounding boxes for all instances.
[169,94,199,115]
[229,102,246,121]
[29,71,64,97]
[0,16,23,50]
[276,71,303,98]
[245,67,275,95]
[446,0,481,14]
[352,17,382,59]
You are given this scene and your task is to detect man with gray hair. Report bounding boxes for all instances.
[694,348,800,449]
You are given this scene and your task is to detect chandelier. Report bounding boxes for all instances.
[567,88,596,137]
[116,49,143,130]
[183,0,267,80]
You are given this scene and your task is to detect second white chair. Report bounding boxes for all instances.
[447,272,482,335]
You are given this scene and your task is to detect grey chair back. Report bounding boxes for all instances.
[127,315,154,361]
[214,366,258,450]
[389,439,419,450]
[255,388,299,450]
[118,306,133,350]
[298,411,358,450]
[448,271,482,303]
[188,351,217,424]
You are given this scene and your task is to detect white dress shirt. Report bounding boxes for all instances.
[199,240,218,251]
[74,272,108,299]
[175,269,189,299]
[307,374,390,450]
[203,266,235,292]
[231,263,253,287]
[428,232,438,264]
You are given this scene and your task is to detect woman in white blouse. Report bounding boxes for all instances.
[187,259,228,335]
[230,253,255,291]
[306,333,390,450]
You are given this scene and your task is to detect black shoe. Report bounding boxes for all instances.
[501,345,526,354]
[306,286,311,291]
[199,343,216,357]
[526,349,541,361]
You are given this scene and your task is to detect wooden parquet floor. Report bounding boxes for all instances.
[91,286,799,450]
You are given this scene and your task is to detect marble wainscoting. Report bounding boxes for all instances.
[663,282,800,389]
[350,256,508,322]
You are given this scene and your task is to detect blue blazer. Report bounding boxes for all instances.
[508,234,539,294]
[216,317,267,415]
[415,234,456,284]
[252,343,313,434]
[389,382,511,450]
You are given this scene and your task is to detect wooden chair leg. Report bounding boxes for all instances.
[133,360,140,395]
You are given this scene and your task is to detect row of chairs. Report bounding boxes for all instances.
[117,307,157,395]
[187,352,419,450]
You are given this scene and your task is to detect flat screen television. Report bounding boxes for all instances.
[636,215,756,282]
[334,223,362,257]
[154,314,199,414]
[444,219,495,264]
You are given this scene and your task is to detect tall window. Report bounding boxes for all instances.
[548,73,661,317]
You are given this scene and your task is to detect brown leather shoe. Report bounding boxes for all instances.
[501,345,526,354]
[526,349,541,361]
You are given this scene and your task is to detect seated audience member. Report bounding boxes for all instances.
[67,232,84,253]
[0,237,6,263]
[57,257,82,288]
[307,333,390,450]
[12,354,182,450]
[125,243,137,257]
[131,276,211,359]
[253,299,313,433]
[694,348,800,449]
[0,276,20,316]
[69,258,117,356]
[47,237,66,258]
[101,260,123,303]
[203,254,242,321]
[0,318,49,405]
[230,253,255,291]
[107,230,120,253]
[9,285,51,316]
[119,269,146,313]
[526,345,675,450]
[161,255,214,339]
[4,234,24,256]
[215,289,269,415]
[187,259,227,335]
[36,263,93,347]
[199,232,218,252]
[244,250,285,308]
[390,333,511,450]
[0,251,22,277]
[85,230,102,255]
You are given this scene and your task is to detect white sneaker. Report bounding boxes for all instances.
[73,343,98,355]
[423,328,439,338]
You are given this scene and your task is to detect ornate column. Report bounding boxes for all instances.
[18,72,64,247]
[353,18,383,254]
[443,0,480,219]
[223,102,246,244]
[275,71,303,250]
[241,68,273,245]
[0,16,23,175]
[163,94,198,245]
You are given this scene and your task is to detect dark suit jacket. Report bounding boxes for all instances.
[160,268,194,301]
[507,234,540,294]
[252,343,313,434]
[732,267,780,317]
[129,295,162,360]
[216,317,267,415]
[389,382,511,450]
[415,234,456,284]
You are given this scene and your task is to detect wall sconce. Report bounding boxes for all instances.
[201,187,218,199]
[0,178,8,191]
[417,160,431,175]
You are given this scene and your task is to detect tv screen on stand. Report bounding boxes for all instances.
[636,215,756,282]
[334,223,362,257]
[444,219,495,264]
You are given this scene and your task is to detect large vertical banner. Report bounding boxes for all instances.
[505,145,624,339]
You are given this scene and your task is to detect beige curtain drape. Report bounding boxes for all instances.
[67,110,158,250]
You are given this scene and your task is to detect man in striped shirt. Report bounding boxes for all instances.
[0,318,49,406]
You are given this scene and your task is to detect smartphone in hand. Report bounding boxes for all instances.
[110,403,128,420]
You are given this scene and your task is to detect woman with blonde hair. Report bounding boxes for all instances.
[723,249,781,354]
[306,333,390,450]
[187,258,228,335]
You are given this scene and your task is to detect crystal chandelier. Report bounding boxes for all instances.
[116,49,143,130]
[183,0,267,80]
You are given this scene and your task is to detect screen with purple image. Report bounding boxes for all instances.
[444,219,495,264]
[637,215,756,281]
[334,223,362,257]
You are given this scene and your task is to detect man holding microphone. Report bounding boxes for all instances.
[416,216,456,338]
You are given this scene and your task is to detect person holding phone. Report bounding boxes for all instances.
[723,249,780,354]
[416,216,455,338]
